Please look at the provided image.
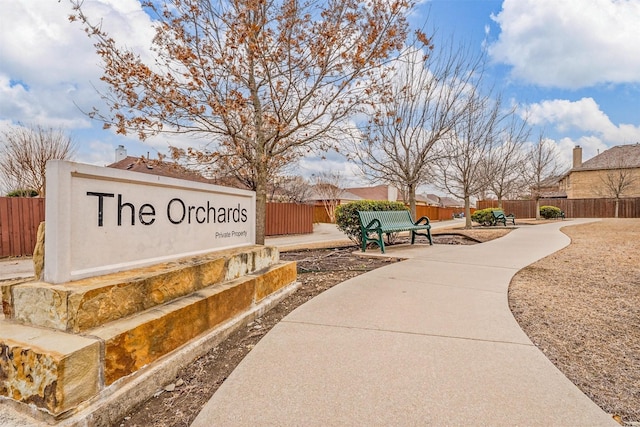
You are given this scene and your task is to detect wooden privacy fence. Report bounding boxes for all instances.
[477,198,640,218]
[265,202,313,236]
[0,197,45,258]
[313,205,333,223]
[415,205,473,221]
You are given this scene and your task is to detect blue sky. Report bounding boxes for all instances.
[1,0,639,188]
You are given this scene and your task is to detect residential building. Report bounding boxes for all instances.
[108,147,214,184]
[559,144,640,199]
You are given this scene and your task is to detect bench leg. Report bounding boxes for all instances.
[378,233,386,253]
[412,230,433,245]
[362,232,385,253]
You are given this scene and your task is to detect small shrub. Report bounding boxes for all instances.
[7,189,38,197]
[335,200,408,245]
[471,207,501,226]
[540,205,562,219]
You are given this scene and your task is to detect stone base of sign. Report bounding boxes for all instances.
[10,245,279,333]
[0,245,297,425]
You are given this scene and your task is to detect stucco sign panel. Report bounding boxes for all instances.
[44,160,256,283]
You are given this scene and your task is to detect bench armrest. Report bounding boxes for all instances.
[414,216,430,226]
[363,218,382,231]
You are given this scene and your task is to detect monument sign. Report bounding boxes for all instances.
[44,160,256,283]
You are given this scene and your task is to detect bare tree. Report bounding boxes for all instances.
[0,124,76,196]
[434,89,503,228]
[269,175,312,203]
[481,111,530,207]
[311,172,344,223]
[523,134,560,219]
[69,0,415,244]
[351,40,482,219]
[596,148,639,218]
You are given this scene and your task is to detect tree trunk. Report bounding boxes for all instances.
[615,198,620,218]
[535,198,541,220]
[255,161,268,245]
[408,183,416,220]
[464,195,472,229]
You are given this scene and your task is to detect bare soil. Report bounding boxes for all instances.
[115,220,639,427]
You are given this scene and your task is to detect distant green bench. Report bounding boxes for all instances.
[358,210,432,253]
[491,209,516,226]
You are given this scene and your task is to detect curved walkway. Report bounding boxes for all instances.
[192,220,617,427]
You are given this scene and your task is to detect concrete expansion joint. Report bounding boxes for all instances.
[282,320,535,347]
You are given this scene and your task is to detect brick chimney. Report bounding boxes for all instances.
[115,145,127,162]
[572,145,582,168]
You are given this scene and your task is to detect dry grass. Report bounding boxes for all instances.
[509,219,640,425]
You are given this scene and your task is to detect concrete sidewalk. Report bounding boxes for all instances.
[0,257,34,281]
[192,219,617,427]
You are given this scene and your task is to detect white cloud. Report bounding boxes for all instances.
[523,97,640,169]
[489,0,640,88]
[526,97,640,144]
[0,1,157,163]
[297,155,367,187]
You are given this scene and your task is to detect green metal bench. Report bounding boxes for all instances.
[491,209,516,226]
[357,210,432,253]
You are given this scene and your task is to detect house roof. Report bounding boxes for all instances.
[339,191,363,201]
[576,143,640,171]
[540,191,567,198]
[438,196,465,208]
[538,174,565,187]
[425,194,465,208]
[345,185,390,200]
[107,156,214,184]
[419,194,441,205]
[306,188,363,202]
[409,193,438,205]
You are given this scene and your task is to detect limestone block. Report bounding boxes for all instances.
[33,222,45,281]
[12,252,237,332]
[2,282,15,319]
[0,322,100,415]
[253,246,280,271]
[254,261,297,302]
[91,276,256,385]
[11,283,69,330]
[225,246,279,280]
[1,279,32,320]
[65,264,215,332]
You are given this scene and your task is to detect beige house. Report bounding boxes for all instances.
[559,144,640,199]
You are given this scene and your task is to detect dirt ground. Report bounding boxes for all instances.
[115,220,639,427]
